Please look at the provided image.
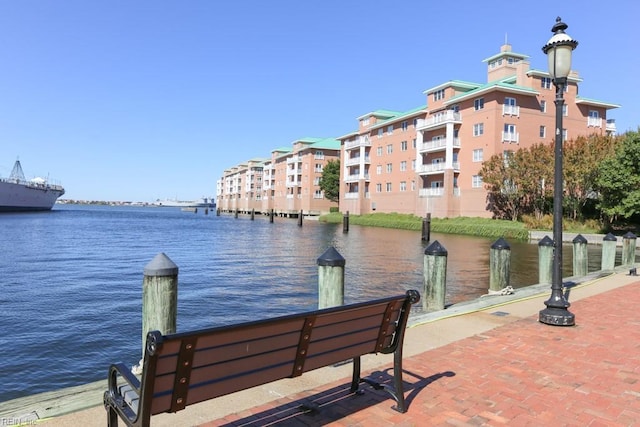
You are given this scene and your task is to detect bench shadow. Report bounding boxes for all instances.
[216,369,455,426]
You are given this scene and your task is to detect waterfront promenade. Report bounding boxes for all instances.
[2,266,639,426]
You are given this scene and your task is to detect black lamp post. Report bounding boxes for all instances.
[539,17,578,326]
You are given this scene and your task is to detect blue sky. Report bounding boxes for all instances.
[0,1,637,202]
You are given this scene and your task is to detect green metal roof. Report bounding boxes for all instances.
[423,80,480,95]
[575,97,621,109]
[309,137,341,150]
[368,105,427,130]
[444,78,539,105]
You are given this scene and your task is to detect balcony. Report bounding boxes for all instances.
[587,117,603,128]
[419,188,444,197]
[344,173,370,183]
[502,132,519,144]
[418,138,461,153]
[286,180,300,187]
[416,111,462,131]
[286,155,301,164]
[344,192,359,199]
[345,136,371,150]
[417,162,460,175]
[345,155,371,167]
[502,105,520,117]
[606,119,617,134]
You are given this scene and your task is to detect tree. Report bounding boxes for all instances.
[564,134,617,220]
[595,131,640,224]
[479,143,553,220]
[319,159,340,202]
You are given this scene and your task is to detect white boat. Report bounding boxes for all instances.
[153,197,215,208]
[0,160,65,212]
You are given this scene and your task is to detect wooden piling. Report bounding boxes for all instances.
[317,247,345,309]
[423,240,447,312]
[601,233,617,271]
[489,238,511,292]
[421,213,431,242]
[622,232,637,266]
[298,210,303,227]
[251,208,255,220]
[343,211,349,233]
[572,234,588,277]
[270,208,274,223]
[538,235,553,285]
[216,208,220,216]
[234,209,238,218]
[142,253,178,357]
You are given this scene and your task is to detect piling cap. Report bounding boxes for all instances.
[317,246,346,267]
[538,235,554,246]
[491,237,510,250]
[603,233,617,242]
[572,234,587,244]
[424,240,447,256]
[623,231,637,239]
[144,252,179,277]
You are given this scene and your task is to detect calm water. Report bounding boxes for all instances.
[0,205,608,402]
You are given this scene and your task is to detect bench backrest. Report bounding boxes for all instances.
[136,290,419,418]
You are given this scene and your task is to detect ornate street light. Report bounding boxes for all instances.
[539,17,578,326]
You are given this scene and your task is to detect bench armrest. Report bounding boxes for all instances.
[104,363,142,426]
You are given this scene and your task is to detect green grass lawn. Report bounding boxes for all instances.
[319,212,602,241]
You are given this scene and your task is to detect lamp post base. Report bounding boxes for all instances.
[539,307,575,326]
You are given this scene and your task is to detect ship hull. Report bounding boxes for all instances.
[0,181,65,212]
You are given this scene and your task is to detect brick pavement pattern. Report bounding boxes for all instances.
[201,282,640,426]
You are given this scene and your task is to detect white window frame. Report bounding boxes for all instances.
[473,123,484,136]
[472,148,483,162]
[474,98,484,111]
[472,175,483,188]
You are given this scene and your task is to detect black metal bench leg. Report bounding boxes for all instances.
[350,356,361,392]
[392,347,407,413]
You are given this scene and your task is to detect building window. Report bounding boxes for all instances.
[314,164,323,172]
[386,144,393,154]
[473,123,484,136]
[562,104,568,117]
[472,148,483,162]
[377,146,383,156]
[314,150,324,159]
[474,98,484,111]
[401,141,408,151]
[540,100,547,113]
[362,117,370,126]
[400,160,407,171]
[376,183,382,193]
[413,118,418,128]
[401,121,408,131]
[541,77,552,89]
[411,159,416,170]
[412,138,417,148]
[563,129,568,141]
[433,89,445,101]
[540,126,546,138]
[411,180,416,191]
[314,189,323,199]
[386,163,392,173]
[314,177,320,185]
[386,182,392,192]
[472,175,483,188]
[377,128,383,138]
[387,125,394,135]
[400,181,407,191]
[376,165,382,175]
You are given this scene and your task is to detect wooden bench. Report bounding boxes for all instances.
[104,290,420,426]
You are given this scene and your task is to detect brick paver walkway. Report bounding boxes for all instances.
[202,282,640,426]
